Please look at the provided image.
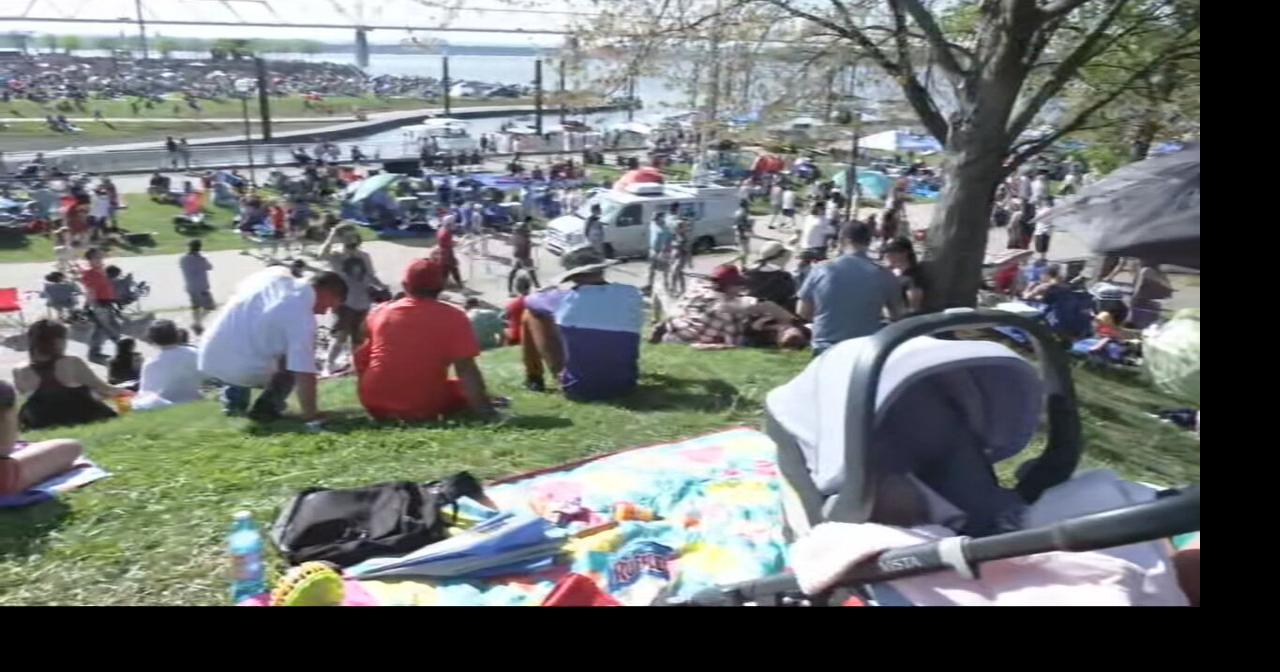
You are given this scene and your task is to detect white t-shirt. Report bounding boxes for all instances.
[90,193,111,219]
[802,215,832,250]
[138,345,203,406]
[782,190,797,211]
[1031,177,1049,204]
[198,267,318,387]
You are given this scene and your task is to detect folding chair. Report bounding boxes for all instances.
[0,287,28,331]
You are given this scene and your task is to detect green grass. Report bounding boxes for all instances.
[1,95,534,141]
[0,198,247,264]
[0,343,1197,605]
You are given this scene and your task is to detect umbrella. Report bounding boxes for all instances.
[1035,144,1200,269]
[349,173,403,204]
[345,511,566,580]
[612,167,665,192]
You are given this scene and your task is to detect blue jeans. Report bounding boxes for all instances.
[221,365,295,418]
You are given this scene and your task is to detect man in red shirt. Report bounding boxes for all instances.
[434,211,463,288]
[353,257,495,422]
[504,275,532,345]
[77,248,121,362]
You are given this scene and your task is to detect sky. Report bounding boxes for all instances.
[1,0,594,47]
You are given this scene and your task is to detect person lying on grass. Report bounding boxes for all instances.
[198,267,347,422]
[354,257,497,423]
[0,380,85,498]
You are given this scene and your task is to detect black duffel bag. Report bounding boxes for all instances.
[270,472,485,568]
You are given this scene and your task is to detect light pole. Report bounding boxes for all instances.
[234,78,257,186]
[833,106,862,222]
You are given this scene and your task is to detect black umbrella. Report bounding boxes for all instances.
[1038,144,1200,269]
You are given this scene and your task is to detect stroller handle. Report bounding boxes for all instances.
[826,308,1082,525]
[660,485,1199,606]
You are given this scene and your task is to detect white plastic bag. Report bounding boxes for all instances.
[1143,308,1200,405]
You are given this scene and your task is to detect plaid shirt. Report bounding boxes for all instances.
[668,285,748,345]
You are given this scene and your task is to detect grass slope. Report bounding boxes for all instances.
[0,343,1197,605]
[0,198,245,264]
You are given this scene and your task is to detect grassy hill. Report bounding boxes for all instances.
[0,343,1198,605]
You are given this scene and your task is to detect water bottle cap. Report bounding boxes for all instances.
[233,510,251,520]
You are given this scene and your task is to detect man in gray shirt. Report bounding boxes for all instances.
[180,238,215,334]
[797,222,904,355]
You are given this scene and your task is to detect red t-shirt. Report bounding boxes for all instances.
[504,295,527,345]
[270,207,287,235]
[80,265,115,302]
[354,297,479,421]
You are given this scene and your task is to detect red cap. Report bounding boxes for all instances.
[709,264,746,288]
[403,257,446,294]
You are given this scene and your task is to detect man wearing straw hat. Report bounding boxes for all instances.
[520,245,644,400]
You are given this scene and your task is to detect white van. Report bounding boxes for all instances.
[543,182,740,259]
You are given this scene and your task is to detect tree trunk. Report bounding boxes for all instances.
[922,143,1008,311]
[1130,116,1159,162]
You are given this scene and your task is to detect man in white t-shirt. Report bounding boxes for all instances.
[198,267,347,421]
[800,203,836,260]
[780,186,799,229]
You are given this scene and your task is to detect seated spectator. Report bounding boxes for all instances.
[504,275,533,345]
[107,337,142,388]
[744,241,798,312]
[656,265,753,348]
[798,223,904,356]
[0,380,85,498]
[521,246,644,399]
[1022,263,1065,302]
[354,258,495,422]
[134,320,203,411]
[41,271,80,321]
[466,298,506,350]
[883,237,926,315]
[12,319,129,430]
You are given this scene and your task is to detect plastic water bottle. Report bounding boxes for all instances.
[228,511,267,604]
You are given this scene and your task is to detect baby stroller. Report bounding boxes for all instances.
[666,310,1199,606]
[110,272,152,318]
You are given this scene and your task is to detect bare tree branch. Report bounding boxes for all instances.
[1040,0,1096,20]
[1007,0,1133,140]
[894,0,968,76]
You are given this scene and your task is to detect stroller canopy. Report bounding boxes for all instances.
[767,336,1045,532]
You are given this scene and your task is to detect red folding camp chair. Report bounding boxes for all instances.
[0,287,27,331]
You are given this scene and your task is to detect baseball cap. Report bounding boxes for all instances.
[403,257,446,294]
[709,264,746,288]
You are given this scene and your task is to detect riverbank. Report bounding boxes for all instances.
[1,95,540,150]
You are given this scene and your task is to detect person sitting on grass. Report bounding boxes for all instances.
[134,320,203,411]
[466,297,506,350]
[503,275,534,346]
[354,258,497,422]
[107,337,142,389]
[520,246,644,399]
[1022,263,1065,302]
[0,380,86,499]
[12,319,131,430]
[198,267,347,422]
[654,264,753,349]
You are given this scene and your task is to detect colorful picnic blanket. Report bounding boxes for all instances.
[354,427,790,606]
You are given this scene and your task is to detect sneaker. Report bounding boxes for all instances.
[524,378,546,393]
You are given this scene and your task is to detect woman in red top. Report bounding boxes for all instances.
[63,194,90,243]
[268,200,287,238]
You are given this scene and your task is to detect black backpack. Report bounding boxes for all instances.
[270,473,485,568]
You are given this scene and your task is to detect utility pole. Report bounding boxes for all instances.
[626,74,635,121]
[558,59,567,124]
[442,53,451,115]
[135,0,149,60]
[254,57,273,142]
[534,58,544,135]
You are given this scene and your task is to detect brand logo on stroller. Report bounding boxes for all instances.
[878,555,923,573]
